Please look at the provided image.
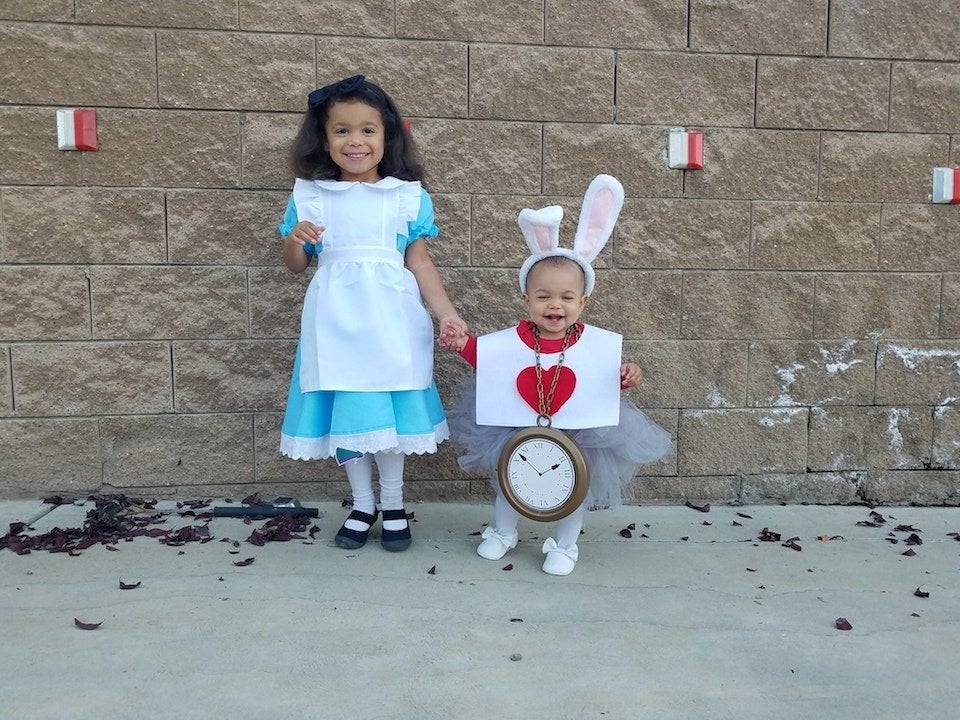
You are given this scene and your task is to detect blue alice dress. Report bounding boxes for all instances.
[278,176,449,460]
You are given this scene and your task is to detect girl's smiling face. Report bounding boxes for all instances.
[522,258,588,339]
[324,100,385,183]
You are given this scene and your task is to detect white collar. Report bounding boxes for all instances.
[310,176,409,191]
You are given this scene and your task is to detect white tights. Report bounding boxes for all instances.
[493,492,585,549]
[343,451,407,531]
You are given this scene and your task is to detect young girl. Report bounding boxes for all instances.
[279,75,467,552]
[439,175,672,575]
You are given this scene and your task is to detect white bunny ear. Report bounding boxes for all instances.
[572,174,624,263]
[518,205,563,255]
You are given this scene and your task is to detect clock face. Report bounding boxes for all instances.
[505,438,576,512]
[498,427,590,522]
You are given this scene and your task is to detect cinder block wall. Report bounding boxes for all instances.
[1,1,958,504]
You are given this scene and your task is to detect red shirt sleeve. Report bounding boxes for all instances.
[459,334,478,368]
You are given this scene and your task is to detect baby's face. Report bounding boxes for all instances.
[522,260,588,339]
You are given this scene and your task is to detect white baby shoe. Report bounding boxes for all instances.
[541,537,579,575]
[477,527,519,560]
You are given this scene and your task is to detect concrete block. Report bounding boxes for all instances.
[100,414,254,488]
[1,187,165,264]
[242,0,394,36]
[76,0,239,28]
[881,205,960,271]
[618,199,750,269]
[90,266,248,340]
[876,341,960,405]
[829,0,960,61]
[471,44,614,123]
[931,403,960,470]
[863,470,960,505]
[240,113,301,191]
[740,472,862,504]
[808,406,933,472]
[249,267,309,339]
[414,119,542,195]
[691,0,827,55]
[11,342,173,416]
[890,62,960,133]
[814,272,941,339]
[633,475,740,504]
[157,31,314,112]
[0,24,156,106]
[678,408,809,476]
[588,271,682,340]
[546,0,686,50]
[1,0,73,21]
[0,107,82,185]
[683,129,820,201]
[756,57,889,130]
[81,109,242,188]
[543,124,682,198]
[618,52,755,126]
[397,0,542,43]
[167,189,290,265]
[427,193,471,267]
[942,275,960,338]
[1,348,10,416]
[751,201,880,271]
[0,266,90,341]
[173,340,294,412]
[624,340,748,409]
[0,418,101,498]
[314,38,468,119]
[748,340,875,407]
[682,271,814,340]
[819,132,948,202]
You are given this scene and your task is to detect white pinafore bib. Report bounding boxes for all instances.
[475,324,622,429]
[293,177,434,392]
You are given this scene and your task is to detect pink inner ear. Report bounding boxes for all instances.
[582,189,614,257]
[533,224,554,252]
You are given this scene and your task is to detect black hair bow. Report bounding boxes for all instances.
[308,75,366,109]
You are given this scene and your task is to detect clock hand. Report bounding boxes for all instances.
[517,452,546,476]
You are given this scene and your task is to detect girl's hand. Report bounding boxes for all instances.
[286,221,323,248]
[620,362,643,389]
[438,315,468,351]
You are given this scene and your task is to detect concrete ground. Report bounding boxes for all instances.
[1,499,958,720]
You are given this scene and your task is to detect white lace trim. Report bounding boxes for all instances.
[280,421,449,460]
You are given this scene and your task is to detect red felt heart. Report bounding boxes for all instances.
[516,365,577,415]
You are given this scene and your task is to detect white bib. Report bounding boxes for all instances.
[475,325,622,429]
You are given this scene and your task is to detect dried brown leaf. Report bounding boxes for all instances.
[619,528,632,538]
[834,617,853,631]
[427,565,436,575]
[502,564,513,571]
[914,587,930,598]
[233,557,255,567]
[118,580,141,590]
[74,618,103,630]
[685,500,710,513]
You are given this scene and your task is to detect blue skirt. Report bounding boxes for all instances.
[280,342,449,459]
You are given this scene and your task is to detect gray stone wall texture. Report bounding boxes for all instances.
[1,0,958,505]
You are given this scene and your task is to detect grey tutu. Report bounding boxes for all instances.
[447,379,673,510]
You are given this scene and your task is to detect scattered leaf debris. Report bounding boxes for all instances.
[510,618,523,622]
[758,528,781,542]
[782,537,802,552]
[502,564,513,571]
[684,501,710,513]
[856,511,886,527]
[74,618,103,631]
[248,513,311,546]
[118,580,141,590]
[619,528,632,538]
[510,653,522,662]
[427,565,436,575]
[233,557,255,567]
[903,533,923,546]
[902,549,917,557]
[736,512,753,519]
[914,587,930,598]
[834,617,853,631]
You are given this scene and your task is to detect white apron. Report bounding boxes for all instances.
[293,177,434,392]
[475,324,622,429]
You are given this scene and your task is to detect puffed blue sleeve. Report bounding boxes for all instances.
[278,194,319,256]
[403,188,440,249]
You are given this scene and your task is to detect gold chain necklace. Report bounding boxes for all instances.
[533,325,579,427]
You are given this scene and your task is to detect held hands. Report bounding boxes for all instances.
[438,315,468,351]
[620,362,644,389]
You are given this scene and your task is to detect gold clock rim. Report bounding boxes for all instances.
[497,426,590,522]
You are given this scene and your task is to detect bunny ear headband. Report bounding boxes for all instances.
[517,174,625,296]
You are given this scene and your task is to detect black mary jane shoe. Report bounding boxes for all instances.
[334,508,379,549]
[380,508,412,552]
